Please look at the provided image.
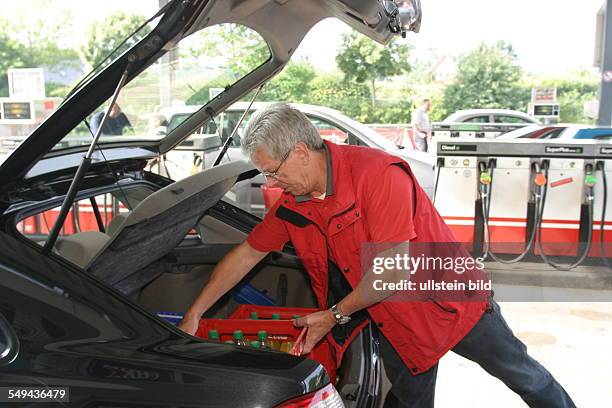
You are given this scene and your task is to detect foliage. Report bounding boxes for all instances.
[188,24,270,79]
[80,12,150,69]
[336,32,412,105]
[0,1,80,96]
[0,34,26,96]
[260,62,317,103]
[0,1,79,70]
[440,41,528,119]
[309,72,372,122]
[527,71,598,123]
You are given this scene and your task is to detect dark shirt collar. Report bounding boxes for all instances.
[295,142,334,203]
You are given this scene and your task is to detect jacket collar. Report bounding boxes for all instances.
[295,142,334,203]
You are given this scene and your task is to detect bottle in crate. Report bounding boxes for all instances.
[233,330,249,346]
[208,329,220,342]
[279,340,295,354]
[257,331,270,349]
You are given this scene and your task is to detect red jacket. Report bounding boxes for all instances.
[248,141,489,374]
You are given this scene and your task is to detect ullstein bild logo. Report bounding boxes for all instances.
[545,146,583,154]
[601,147,612,155]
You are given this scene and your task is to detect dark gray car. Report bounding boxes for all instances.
[0,0,422,406]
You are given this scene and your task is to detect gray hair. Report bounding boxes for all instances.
[241,102,323,160]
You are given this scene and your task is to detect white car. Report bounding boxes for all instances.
[442,109,540,125]
[497,124,612,140]
[163,102,436,198]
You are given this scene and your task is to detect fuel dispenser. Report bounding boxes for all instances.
[434,139,611,269]
[535,156,587,258]
[478,158,544,263]
[535,160,595,270]
[433,150,478,250]
[591,149,612,267]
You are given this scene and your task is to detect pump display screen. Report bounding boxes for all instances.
[533,105,557,116]
[2,102,32,120]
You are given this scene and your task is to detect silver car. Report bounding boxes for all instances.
[162,101,435,213]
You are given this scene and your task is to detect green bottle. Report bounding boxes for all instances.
[250,312,259,320]
[271,313,281,320]
[250,341,261,349]
[233,330,248,346]
[208,329,220,342]
[258,330,270,349]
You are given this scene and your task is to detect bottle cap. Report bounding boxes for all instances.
[250,341,260,348]
[258,330,267,340]
[208,329,219,340]
[233,330,244,340]
[271,313,281,320]
[250,312,258,319]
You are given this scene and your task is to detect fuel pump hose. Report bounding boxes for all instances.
[480,160,541,264]
[535,161,594,271]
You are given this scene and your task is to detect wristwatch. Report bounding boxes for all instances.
[330,304,351,325]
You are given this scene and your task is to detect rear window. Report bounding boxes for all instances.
[494,115,533,124]
[50,23,271,151]
[463,115,489,123]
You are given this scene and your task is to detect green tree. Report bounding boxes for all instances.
[189,24,270,79]
[80,12,150,69]
[0,34,26,96]
[0,1,78,70]
[440,42,528,118]
[260,61,316,103]
[309,72,372,122]
[336,32,412,106]
[0,1,80,96]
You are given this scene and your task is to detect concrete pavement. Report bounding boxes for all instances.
[435,301,612,407]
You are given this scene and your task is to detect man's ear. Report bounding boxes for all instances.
[293,142,310,163]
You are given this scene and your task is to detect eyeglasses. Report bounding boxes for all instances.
[261,148,292,179]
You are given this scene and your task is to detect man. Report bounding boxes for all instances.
[179,103,575,408]
[411,98,432,152]
[90,103,132,136]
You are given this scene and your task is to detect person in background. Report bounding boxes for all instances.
[148,114,168,136]
[411,98,432,152]
[90,103,132,136]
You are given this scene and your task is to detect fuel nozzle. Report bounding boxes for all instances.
[478,160,492,185]
[533,161,547,186]
[480,171,492,185]
[585,164,596,201]
[585,171,597,188]
[534,172,547,187]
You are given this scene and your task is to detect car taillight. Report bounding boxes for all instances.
[275,384,344,408]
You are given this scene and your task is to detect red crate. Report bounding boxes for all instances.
[229,304,318,320]
[196,313,337,382]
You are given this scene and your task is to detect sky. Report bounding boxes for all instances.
[2,0,606,76]
[294,0,604,75]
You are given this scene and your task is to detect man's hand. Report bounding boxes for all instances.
[179,241,268,336]
[293,310,336,354]
[178,314,200,336]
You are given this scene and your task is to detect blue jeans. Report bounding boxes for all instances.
[379,300,576,408]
